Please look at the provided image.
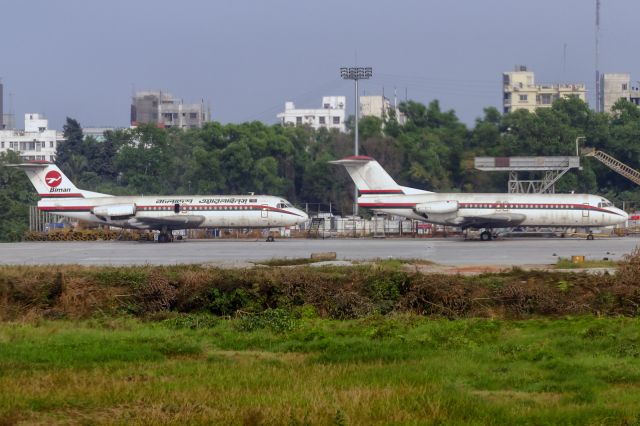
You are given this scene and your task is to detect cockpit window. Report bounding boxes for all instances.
[599,199,614,208]
[277,200,294,208]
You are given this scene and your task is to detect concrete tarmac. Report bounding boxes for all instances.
[1,237,638,266]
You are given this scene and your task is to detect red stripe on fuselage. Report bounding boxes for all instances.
[360,189,404,194]
[38,204,304,216]
[359,202,624,216]
[39,193,84,198]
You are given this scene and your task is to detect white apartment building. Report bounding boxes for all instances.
[0,113,65,162]
[277,96,346,132]
[600,73,640,113]
[502,66,587,114]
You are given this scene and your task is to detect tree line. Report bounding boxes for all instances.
[1,96,639,241]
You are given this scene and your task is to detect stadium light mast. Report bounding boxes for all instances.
[340,66,372,216]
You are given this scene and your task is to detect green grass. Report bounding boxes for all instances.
[2,315,640,424]
[555,257,619,269]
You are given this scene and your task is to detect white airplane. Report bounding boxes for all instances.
[10,162,308,242]
[330,156,628,240]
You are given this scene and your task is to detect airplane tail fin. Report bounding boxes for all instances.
[6,162,111,199]
[329,156,431,195]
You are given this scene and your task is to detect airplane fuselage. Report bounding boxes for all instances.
[359,192,626,228]
[38,194,307,230]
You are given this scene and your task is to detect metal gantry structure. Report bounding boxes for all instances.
[340,66,372,216]
[474,156,581,193]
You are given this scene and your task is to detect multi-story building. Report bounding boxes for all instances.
[277,96,346,132]
[502,65,587,114]
[130,90,209,129]
[0,113,65,162]
[360,95,390,120]
[599,73,640,113]
[359,95,407,124]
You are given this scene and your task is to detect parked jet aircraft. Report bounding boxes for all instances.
[331,156,628,240]
[10,162,308,242]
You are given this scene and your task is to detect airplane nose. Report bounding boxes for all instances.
[296,209,309,224]
[612,208,628,224]
[620,209,629,222]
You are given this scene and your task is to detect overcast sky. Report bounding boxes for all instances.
[1,0,638,130]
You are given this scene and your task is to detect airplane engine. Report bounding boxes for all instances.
[414,200,459,215]
[93,204,136,219]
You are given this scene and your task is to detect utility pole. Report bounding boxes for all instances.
[340,66,372,216]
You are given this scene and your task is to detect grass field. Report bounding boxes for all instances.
[2,315,640,425]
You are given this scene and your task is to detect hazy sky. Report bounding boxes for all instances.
[1,0,638,130]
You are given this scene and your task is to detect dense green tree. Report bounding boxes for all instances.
[0,152,38,241]
[56,118,84,169]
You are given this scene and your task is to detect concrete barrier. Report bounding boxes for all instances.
[310,252,337,261]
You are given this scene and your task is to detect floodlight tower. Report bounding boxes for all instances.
[340,66,372,216]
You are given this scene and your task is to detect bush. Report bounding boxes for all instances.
[236,308,297,333]
[161,313,218,330]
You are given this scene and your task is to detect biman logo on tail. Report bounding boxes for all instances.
[45,171,62,187]
[44,170,71,193]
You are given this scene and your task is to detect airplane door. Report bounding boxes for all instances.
[582,203,590,225]
[261,204,268,218]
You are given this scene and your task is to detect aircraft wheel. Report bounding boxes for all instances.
[158,233,171,243]
[480,231,492,241]
[266,235,275,242]
[586,233,594,241]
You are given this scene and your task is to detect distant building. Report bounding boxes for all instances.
[277,96,346,132]
[1,114,15,130]
[502,65,587,114]
[0,113,65,162]
[131,90,209,129]
[599,73,640,113]
[83,127,124,142]
[359,95,406,124]
[360,95,390,120]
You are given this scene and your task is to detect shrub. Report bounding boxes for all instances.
[236,308,297,333]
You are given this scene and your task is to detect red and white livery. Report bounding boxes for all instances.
[10,162,308,243]
[331,156,628,240]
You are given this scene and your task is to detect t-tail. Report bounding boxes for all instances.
[329,156,432,195]
[7,162,112,199]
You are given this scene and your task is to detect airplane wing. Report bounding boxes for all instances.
[131,215,206,229]
[446,213,526,229]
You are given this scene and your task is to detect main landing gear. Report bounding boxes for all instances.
[480,230,493,241]
[157,232,172,243]
[157,226,173,243]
